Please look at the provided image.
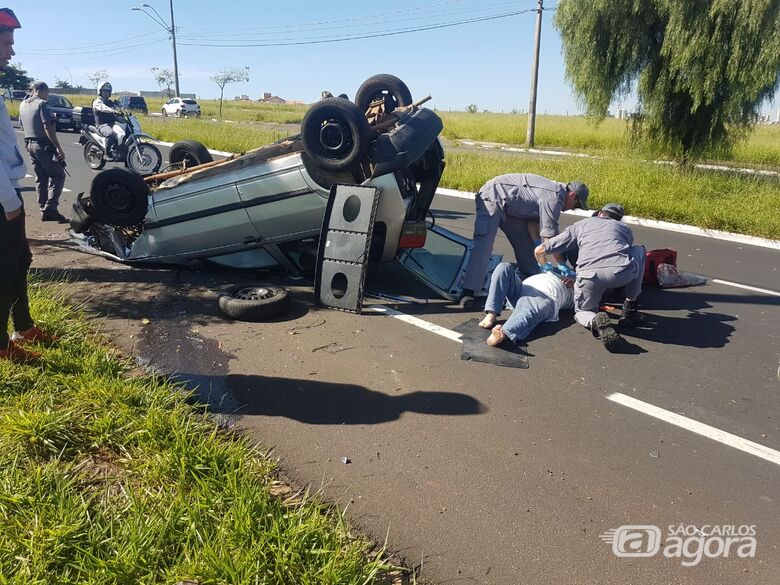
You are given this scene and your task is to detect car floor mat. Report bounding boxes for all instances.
[454,318,530,369]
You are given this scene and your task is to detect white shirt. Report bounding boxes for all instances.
[0,96,26,213]
[520,273,574,322]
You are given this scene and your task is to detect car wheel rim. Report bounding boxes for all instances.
[319,120,351,156]
[105,184,135,214]
[234,287,274,301]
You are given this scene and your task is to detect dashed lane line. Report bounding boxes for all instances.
[607,393,780,466]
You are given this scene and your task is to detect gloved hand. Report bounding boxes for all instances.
[555,264,576,278]
[538,262,555,273]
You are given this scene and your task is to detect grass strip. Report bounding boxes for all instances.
[443,150,780,239]
[0,281,391,583]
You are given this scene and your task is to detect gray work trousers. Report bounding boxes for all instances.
[26,141,66,212]
[573,246,646,327]
[463,195,538,292]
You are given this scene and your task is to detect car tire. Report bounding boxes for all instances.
[354,74,413,114]
[83,143,106,170]
[218,285,291,322]
[301,97,370,172]
[89,168,149,227]
[169,139,214,167]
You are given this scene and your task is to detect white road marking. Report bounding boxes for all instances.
[368,305,463,343]
[607,393,780,466]
[434,188,780,250]
[711,279,780,297]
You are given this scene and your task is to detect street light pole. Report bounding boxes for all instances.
[133,2,180,97]
[168,0,180,97]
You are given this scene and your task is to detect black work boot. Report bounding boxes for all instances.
[620,299,640,326]
[591,311,621,351]
[41,209,68,223]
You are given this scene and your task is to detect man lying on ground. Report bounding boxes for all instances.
[479,262,574,347]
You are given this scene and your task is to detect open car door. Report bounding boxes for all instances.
[399,224,502,301]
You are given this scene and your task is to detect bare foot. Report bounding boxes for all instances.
[478,312,497,329]
[486,324,507,347]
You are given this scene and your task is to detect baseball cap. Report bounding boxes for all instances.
[600,203,625,221]
[567,181,589,210]
[0,8,20,30]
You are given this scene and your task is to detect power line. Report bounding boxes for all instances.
[179,9,534,48]
[178,0,529,39]
[18,30,164,54]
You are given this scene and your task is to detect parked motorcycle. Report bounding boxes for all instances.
[79,110,162,175]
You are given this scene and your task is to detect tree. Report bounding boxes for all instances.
[0,63,32,93]
[151,67,175,99]
[211,67,250,116]
[555,0,780,163]
[465,104,478,114]
[54,77,73,90]
[87,70,109,92]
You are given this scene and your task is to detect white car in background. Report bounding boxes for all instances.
[161,97,201,118]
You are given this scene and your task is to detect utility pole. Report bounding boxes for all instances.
[526,0,543,147]
[169,0,180,97]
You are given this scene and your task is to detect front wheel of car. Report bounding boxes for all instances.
[90,168,149,227]
[354,73,413,114]
[127,143,163,175]
[301,97,370,172]
[83,143,106,170]
[218,285,291,322]
[169,139,213,167]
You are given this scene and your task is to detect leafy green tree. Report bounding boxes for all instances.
[54,77,73,90]
[0,63,32,93]
[554,0,780,162]
[465,104,478,114]
[151,67,175,99]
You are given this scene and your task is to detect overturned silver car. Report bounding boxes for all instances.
[71,75,445,307]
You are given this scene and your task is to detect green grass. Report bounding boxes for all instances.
[0,281,392,583]
[443,150,780,239]
[142,117,291,153]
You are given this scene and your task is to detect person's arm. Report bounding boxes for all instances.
[536,226,575,266]
[41,105,64,161]
[538,198,565,263]
[92,98,115,114]
[0,171,21,220]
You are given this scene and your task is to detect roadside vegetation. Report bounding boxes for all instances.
[0,282,390,583]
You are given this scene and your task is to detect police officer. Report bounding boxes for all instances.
[534,203,645,351]
[460,173,589,307]
[92,82,122,160]
[19,80,67,222]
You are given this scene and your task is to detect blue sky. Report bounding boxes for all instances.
[12,1,780,118]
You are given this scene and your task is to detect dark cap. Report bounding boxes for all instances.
[600,203,625,221]
[0,8,20,30]
[567,181,589,210]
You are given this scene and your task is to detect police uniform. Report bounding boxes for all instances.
[19,94,66,215]
[543,215,645,328]
[462,173,573,292]
[92,84,122,158]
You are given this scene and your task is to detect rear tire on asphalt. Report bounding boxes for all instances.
[218,285,291,321]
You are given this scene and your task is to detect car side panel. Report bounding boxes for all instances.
[132,182,260,259]
[236,157,327,243]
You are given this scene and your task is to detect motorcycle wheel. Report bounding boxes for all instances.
[126,143,163,175]
[83,143,106,170]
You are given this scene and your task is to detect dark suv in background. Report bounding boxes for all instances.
[46,93,77,131]
[117,95,149,115]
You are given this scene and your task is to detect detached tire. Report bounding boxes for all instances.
[301,98,370,172]
[90,168,149,227]
[218,285,291,322]
[355,74,413,114]
[169,139,213,167]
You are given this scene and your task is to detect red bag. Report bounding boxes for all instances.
[644,248,677,285]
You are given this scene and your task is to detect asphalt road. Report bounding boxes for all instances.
[16,126,780,584]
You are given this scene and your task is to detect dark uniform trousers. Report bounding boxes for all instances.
[0,190,34,349]
[25,138,66,212]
